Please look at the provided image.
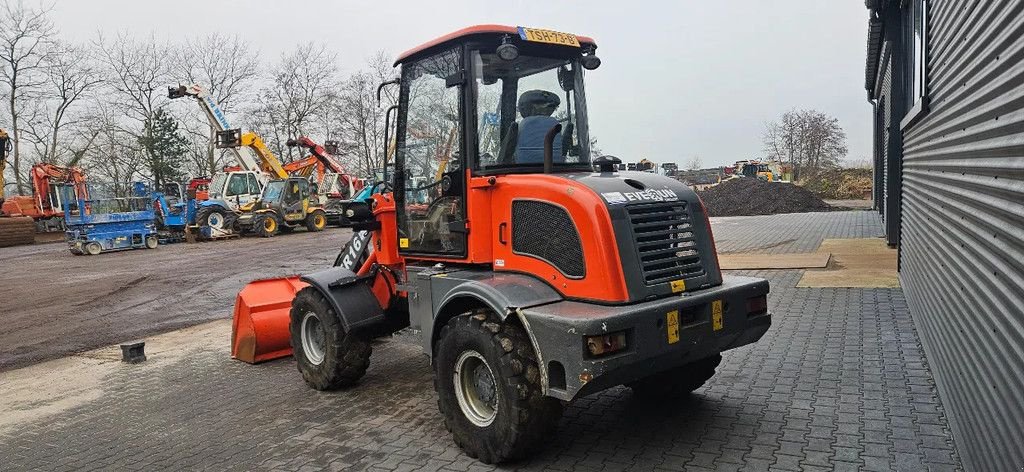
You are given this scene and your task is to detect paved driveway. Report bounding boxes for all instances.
[0,211,962,471]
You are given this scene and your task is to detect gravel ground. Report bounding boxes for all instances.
[0,228,352,371]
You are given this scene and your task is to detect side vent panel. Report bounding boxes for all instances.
[511,200,585,278]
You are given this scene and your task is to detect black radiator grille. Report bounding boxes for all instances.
[627,201,705,285]
[512,200,585,278]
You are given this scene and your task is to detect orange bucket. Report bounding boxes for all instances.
[231,277,308,363]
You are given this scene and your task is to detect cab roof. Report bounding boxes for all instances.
[394,24,597,66]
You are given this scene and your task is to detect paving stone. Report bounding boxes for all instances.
[0,211,963,471]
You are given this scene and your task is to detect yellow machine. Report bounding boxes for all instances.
[215,129,327,237]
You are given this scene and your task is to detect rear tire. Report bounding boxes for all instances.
[289,287,372,390]
[434,310,563,464]
[253,213,279,238]
[627,354,722,399]
[305,209,327,232]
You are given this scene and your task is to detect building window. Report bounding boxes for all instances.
[911,0,927,103]
[901,0,928,129]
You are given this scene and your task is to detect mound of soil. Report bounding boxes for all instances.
[801,168,873,200]
[697,178,831,217]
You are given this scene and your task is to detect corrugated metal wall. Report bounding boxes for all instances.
[899,0,1024,470]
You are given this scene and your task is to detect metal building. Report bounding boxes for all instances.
[864,1,1024,470]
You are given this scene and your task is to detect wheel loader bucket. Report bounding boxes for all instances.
[231,276,307,364]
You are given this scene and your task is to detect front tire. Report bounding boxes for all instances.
[195,206,233,232]
[145,235,159,249]
[84,241,102,255]
[434,310,563,464]
[627,354,722,399]
[253,213,279,238]
[305,209,327,232]
[289,287,372,390]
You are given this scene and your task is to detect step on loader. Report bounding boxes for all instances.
[231,25,772,463]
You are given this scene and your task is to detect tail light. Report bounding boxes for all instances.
[698,196,722,277]
[747,295,768,316]
[585,331,627,357]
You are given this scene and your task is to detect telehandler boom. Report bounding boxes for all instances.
[231,25,772,464]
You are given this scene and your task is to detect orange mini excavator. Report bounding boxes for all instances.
[1,162,89,231]
[231,25,772,463]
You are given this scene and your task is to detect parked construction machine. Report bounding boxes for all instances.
[215,129,327,237]
[1,162,89,232]
[284,136,363,225]
[230,25,772,463]
[169,84,289,237]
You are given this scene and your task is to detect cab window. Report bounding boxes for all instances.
[396,47,465,255]
[225,174,249,196]
[246,174,262,195]
[473,51,589,170]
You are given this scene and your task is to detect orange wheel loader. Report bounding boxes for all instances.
[231,25,772,463]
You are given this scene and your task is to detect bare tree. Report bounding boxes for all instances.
[22,41,104,166]
[94,33,172,183]
[77,102,146,197]
[248,43,338,162]
[763,109,847,180]
[0,0,56,194]
[327,51,395,176]
[172,33,259,174]
[685,155,703,171]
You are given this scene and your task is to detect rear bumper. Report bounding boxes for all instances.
[520,275,770,401]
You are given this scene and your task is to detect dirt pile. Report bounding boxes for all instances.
[697,178,831,217]
[801,168,873,200]
[0,216,35,247]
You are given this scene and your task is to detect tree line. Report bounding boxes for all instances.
[0,1,393,196]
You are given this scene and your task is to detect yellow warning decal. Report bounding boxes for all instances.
[670,279,686,293]
[399,238,409,248]
[666,310,680,344]
[712,300,724,331]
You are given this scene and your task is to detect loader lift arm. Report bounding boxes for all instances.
[215,128,289,180]
[169,84,266,175]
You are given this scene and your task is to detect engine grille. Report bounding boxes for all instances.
[512,200,585,278]
[627,201,705,285]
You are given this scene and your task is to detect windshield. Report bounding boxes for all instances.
[473,51,590,171]
[261,181,285,202]
[209,173,227,199]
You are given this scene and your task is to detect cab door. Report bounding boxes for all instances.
[281,179,308,221]
[395,47,466,257]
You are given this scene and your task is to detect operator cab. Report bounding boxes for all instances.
[392,25,599,257]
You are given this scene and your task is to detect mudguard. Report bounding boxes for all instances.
[299,266,384,334]
[411,268,563,357]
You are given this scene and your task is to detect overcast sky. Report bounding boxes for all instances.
[50,0,870,168]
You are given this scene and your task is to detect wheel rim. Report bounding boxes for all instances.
[314,214,325,228]
[300,311,326,365]
[86,243,100,255]
[265,217,276,232]
[453,350,498,427]
[208,212,224,229]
